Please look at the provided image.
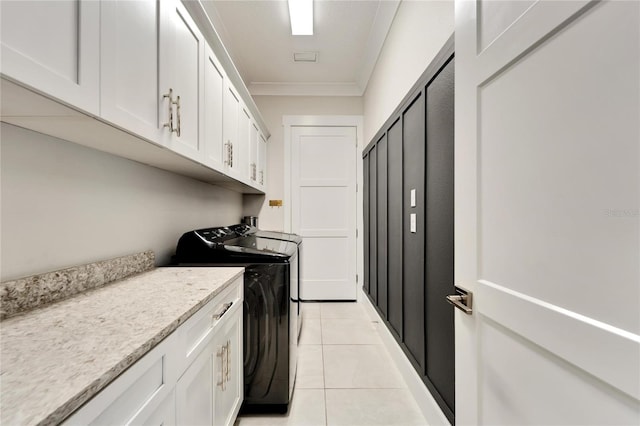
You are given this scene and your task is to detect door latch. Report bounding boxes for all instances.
[446,286,473,315]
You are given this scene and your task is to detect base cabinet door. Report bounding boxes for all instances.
[214,307,243,426]
[0,0,99,114]
[176,342,215,426]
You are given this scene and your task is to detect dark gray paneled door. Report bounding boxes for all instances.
[377,135,388,317]
[425,58,455,414]
[402,93,426,372]
[387,118,403,338]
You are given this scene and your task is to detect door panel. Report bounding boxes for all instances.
[377,135,388,317]
[369,146,378,303]
[402,93,426,372]
[387,119,403,338]
[456,1,640,423]
[425,58,455,415]
[203,46,225,170]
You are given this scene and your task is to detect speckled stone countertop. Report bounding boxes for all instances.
[0,266,244,426]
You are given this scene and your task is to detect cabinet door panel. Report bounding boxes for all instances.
[176,342,214,426]
[402,93,426,373]
[101,0,162,143]
[203,46,225,170]
[250,123,259,181]
[168,2,203,159]
[258,134,267,187]
[214,308,243,426]
[223,84,240,175]
[368,146,378,302]
[387,118,403,338]
[0,0,99,113]
[377,134,388,317]
[237,107,251,179]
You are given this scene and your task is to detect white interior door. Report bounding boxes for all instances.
[291,126,357,301]
[455,1,640,424]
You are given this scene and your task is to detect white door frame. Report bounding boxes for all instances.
[283,115,365,300]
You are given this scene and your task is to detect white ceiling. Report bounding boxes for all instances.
[201,0,400,96]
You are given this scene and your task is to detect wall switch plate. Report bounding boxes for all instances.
[410,189,416,207]
[269,199,283,207]
[410,213,417,233]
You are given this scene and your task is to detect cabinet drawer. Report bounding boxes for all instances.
[178,276,242,375]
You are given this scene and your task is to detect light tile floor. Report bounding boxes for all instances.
[236,301,428,426]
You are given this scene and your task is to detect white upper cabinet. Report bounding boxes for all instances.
[203,45,225,170]
[100,0,163,143]
[0,0,100,114]
[258,134,267,188]
[159,0,205,160]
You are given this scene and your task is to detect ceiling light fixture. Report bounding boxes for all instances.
[288,0,313,35]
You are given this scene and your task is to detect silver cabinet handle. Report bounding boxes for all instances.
[446,286,473,315]
[223,142,230,166]
[230,143,234,167]
[216,345,227,391]
[259,170,264,185]
[212,301,233,320]
[226,339,231,383]
[174,95,181,137]
[163,88,174,132]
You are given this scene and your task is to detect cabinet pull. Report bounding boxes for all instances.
[224,142,230,166]
[230,143,234,167]
[259,170,264,185]
[212,301,233,320]
[174,95,181,137]
[226,339,231,383]
[216,346,227,391]
[163,89,174,132]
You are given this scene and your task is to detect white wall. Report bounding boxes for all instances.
[246,96,363,231]
[363,0,454,143]
[1,124,243,281]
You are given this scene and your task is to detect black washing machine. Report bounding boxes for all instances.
[229,224,304,336]
[173,226,298,413]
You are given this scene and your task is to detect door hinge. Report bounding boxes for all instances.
[356,274,359,283]
[356,229,358,238]
[356,183,358,192]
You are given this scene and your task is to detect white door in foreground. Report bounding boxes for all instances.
[455,0,639,424]
[292,126,357,300]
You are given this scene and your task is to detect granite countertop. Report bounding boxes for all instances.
[0,266,244,426]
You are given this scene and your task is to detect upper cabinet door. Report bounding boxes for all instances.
[159,0,204,160]
[223,82,240,175]
[0,0,99,114]
[237,106,251,179]
[258,134,267,188]
[100,0,164,143]
[249,123,259,181]
[202,45,225,170]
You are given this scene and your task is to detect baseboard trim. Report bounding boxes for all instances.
[360,288,452,426]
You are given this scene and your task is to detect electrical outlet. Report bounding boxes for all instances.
[269,199,283,207]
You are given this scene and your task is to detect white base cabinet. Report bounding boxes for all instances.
[64,277,243,426]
